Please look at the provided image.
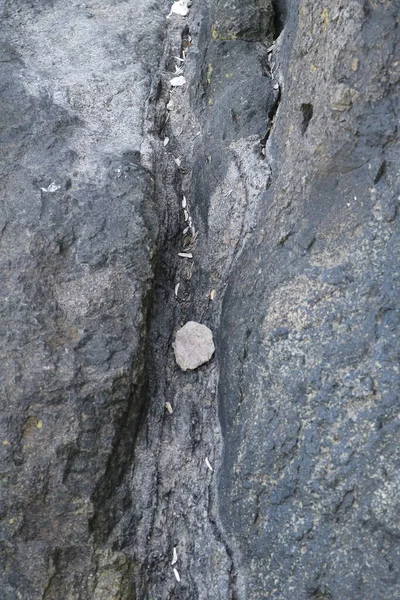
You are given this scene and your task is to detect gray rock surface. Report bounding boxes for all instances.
[174,321,215,370]
[217,1,400,598]
[1,0,399,599]
[0,1,165,598]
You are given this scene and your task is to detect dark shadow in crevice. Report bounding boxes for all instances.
[374,160,386,184]
[271,0,287,39]
[301,103,313,134]
[260,84,282,152]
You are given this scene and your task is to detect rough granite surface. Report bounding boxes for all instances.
[0,0,399,599]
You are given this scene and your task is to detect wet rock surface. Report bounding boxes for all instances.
[1,0,399,599]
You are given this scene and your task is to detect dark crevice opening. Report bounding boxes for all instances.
[260,85,282,152]
[301,103,313,134]
[374,160,386,184]
[272,0,286,39]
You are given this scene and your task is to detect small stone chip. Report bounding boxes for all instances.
[173,321,215,371]
[170,75,186,87]
[168,0,190,18]
[205,457,213,472]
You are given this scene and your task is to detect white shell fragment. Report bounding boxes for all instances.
[167,99,174,110]
[168,0,190,18]
[174,157,182,167]
[178,252,193,258]
[40,182,61,193]
[170,75,186,87]
[273,83,280,90]
[172,547,178,565]
[173,568,181,583]
[164,136,170,147]
[210,289,216,301]
[174,282,180,297]
[165,402,173,414]
[173,321,215,371]
[182,196,187,208]
[205,457,213,472]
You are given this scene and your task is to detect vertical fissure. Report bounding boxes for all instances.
[125,1,286,598]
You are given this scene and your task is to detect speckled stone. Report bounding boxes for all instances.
[173,321,215,371]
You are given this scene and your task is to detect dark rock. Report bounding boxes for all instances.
[1,0,399,599]
[217,1,400,598]
[211,0,274,41]
[0,1,165,598]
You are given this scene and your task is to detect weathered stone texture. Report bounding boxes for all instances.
[1,0,399,599]
[174,322,215,370]
[218,1,400,598]
[0,1,165,598]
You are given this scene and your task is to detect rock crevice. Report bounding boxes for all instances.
[1,1,399,599]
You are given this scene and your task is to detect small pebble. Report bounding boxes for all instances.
[205,457,213,472]
[170,75,186,87]
[173,321,215,371]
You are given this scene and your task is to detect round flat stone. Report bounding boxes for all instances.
[173,321,215,371]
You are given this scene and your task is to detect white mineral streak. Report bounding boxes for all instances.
[205,457,213,472]
[173,321,215,371]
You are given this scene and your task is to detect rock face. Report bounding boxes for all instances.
[1,0,399,599]
[217,2,400,598]
[0,1,164,598]
[174,322,215,370]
